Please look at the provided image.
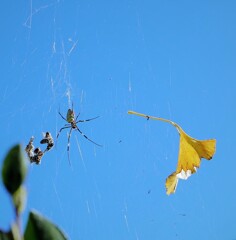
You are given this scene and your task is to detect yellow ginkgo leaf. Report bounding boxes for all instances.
[165,172,178,195]
[128,110,216,195]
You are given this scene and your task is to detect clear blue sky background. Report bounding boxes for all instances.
[0,1,235,239]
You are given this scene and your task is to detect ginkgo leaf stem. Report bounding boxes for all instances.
[128,110,181,133]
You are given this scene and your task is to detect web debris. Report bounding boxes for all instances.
[68,38,79,56]
[25,132,54,164]
[24,1,55,29]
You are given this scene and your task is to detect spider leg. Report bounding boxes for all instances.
[56,126,71,139]
[58,111,67,121]
[75,113,81,122]
[76,127,102,147]
[67,127,73,166]
[76,116,100,123]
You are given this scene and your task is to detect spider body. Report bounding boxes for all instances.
[57,107,102,164]
[66,109,75,123]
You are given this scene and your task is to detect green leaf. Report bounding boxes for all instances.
[12,186,27,216]
[24,211,67,240]
[0,229,14,240]
[11,223,21,240]
[2,145,27,195]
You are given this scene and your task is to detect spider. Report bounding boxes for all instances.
[57,106,102,164]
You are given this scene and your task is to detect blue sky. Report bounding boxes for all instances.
[0,1,236,239]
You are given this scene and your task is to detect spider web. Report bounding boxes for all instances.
[0,1,224,240]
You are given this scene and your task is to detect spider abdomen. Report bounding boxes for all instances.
[67,109,75,123]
